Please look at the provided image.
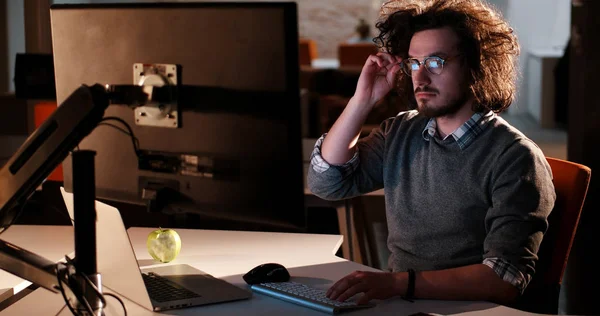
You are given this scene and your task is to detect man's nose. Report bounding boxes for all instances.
[412,65,431,86]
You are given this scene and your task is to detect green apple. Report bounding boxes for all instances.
[147,227,182,263]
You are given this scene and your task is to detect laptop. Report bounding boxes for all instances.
[60,187,252,312]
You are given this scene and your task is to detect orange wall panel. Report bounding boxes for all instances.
[34,101,63,182]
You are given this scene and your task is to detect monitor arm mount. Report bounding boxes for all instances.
[0,82,178,315]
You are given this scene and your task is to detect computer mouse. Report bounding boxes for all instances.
[243,263,290,285]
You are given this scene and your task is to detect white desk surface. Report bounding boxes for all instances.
[0,225,554,316]
[0,225,74,301]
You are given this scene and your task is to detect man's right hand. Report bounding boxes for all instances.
[320,53,402,165]
[353,53,403,109]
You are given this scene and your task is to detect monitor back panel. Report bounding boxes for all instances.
[51,3,305,230]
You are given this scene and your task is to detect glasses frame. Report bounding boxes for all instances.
[400,55,461,77]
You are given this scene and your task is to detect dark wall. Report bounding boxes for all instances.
[0,1,9,92]
[562,1,600,315]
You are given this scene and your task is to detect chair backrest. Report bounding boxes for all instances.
[338,42,379,67]
[299,38,318,66]
[537,157,591,285]
[517,157,591,313]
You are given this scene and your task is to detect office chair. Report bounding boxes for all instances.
[514,157,591,314]
[299,38,318,66]
[337,42,379,67]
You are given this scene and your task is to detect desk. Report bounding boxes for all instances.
[1,225,552,315]
[0,225,73,303]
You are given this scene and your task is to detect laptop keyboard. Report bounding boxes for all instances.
[142,272,201,302]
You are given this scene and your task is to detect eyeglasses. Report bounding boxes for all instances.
[400,55,461,76]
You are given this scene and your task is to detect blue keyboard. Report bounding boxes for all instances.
[251,281,375,314]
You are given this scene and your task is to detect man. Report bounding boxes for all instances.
[307,0,556,306]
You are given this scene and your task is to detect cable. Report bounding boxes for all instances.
[64,255,105,315]
[56,261,94,316]
[98,117,141,157]
[96,122,140,150]
[104,293,127,316]
[54,304,68,316]
[56,255,127,316]
[72,119,140,158]
[97,123,133,139]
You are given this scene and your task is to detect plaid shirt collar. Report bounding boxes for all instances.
[422,111,495,150]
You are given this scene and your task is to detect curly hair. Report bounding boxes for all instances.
[373,0,520,113]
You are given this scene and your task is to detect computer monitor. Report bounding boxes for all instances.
[51,2,306,232]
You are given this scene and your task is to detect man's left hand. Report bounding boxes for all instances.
[326,271,404,305]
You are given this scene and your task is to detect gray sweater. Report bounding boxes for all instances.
[308,111,555,279]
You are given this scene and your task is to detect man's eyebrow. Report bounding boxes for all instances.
[407,51,449,58]
[429,51,448,57]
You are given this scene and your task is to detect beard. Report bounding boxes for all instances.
[416,87,471,118]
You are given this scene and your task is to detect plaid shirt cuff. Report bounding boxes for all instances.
[483,257,531,294]
[310,134,359,174]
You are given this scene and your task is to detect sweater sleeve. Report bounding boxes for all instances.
[484,138,556,290]
[307,119,392,201]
